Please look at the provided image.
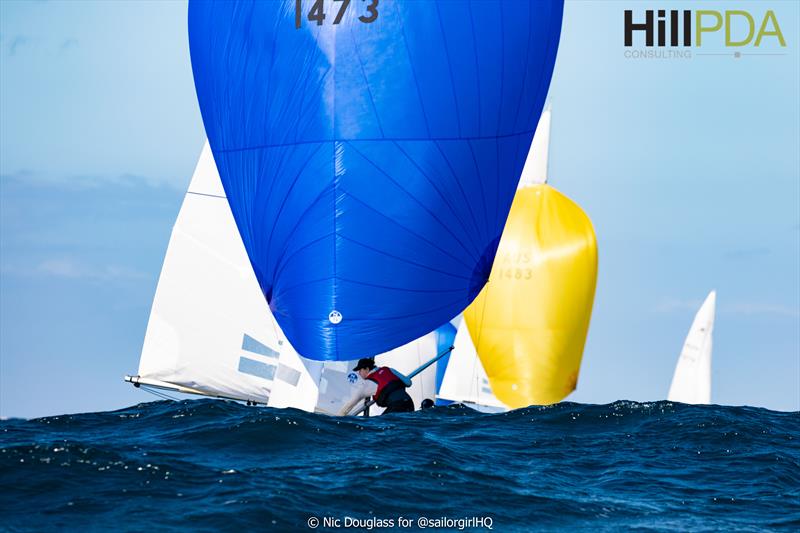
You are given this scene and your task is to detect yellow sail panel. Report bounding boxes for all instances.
[464,184,598,408]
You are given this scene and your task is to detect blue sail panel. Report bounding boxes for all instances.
[189,0,564,360]
[434,322,457,405]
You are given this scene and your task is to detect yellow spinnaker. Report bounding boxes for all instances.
[464,184,598,407]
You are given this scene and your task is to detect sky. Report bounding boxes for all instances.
[1,1,798,418]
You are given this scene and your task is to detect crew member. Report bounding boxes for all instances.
[338,358,414,415]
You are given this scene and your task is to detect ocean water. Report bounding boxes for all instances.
[1,400,798,532]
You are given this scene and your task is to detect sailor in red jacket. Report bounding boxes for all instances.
[338,358,414,415]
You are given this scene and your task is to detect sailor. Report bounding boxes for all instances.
[338,358,414,415]
[420,398,435,409]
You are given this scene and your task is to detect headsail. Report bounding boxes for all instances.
[668,291,715,405]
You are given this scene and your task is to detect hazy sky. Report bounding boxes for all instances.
[1,1,798,418]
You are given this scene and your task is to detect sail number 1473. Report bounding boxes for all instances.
[295,0,379,29]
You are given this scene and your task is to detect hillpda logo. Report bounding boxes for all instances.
[623,9,787,60]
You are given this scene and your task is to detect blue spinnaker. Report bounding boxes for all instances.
[189,0,563,360]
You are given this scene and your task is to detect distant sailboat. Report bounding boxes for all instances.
[437,319,508,412]
[126,143,441,413]
[668,291,716,405]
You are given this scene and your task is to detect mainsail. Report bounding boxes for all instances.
[668,291,715,405]
[128,143,441,413]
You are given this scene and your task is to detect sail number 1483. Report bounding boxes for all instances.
[295,0,379,29]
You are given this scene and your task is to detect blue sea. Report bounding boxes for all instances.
[1,400,798,532]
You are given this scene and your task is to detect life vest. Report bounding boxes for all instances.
[367,367,406,407]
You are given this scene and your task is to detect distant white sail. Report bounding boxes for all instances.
[130,142,440,413]
[668,291,715,404]
[437,320,507,411]
[518,108,550,187]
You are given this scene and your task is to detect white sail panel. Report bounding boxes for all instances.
[136,143,445,413]
[138,143,284,404]
[376,332,438,411]
[668,290,715,405]
[438,320,507,410]
[518,108,551,187]
[313,360,361,415]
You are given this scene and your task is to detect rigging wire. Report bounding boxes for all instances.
[140,385,180,402]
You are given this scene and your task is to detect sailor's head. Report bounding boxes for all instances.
[352,358,376,379]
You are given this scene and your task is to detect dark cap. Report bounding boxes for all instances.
[352,358,376,371]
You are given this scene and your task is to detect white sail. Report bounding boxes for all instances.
[131,142,440,413]
[436,110,553,411]
[266,340,324,412]
[437,320,507,411]
[134,143,289,404]
[668,290,715,404]
[518,108,550,187]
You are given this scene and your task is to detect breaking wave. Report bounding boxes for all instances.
[1,400,798,531]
